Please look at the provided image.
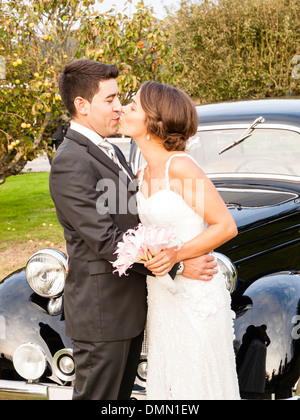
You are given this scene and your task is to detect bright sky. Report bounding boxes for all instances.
[94,0,180,18]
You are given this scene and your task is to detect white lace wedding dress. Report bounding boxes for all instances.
[137,154,240,400]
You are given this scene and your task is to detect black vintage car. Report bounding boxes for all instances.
[0,99,300,399]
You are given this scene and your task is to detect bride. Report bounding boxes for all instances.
[119,81,240,400]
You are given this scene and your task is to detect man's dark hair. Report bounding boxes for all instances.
[58,59,119,117]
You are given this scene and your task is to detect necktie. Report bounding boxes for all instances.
[100,140,119,165]
[99,139,132,179]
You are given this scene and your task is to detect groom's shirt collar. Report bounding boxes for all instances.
[70,121,106,147]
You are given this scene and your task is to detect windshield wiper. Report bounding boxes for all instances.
[219,116,265,155]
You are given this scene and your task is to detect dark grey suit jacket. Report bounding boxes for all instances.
[49,129,147,342]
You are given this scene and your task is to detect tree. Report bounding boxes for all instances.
[82,1,178,102]
[168,0,300,103]
[0,0,175,184]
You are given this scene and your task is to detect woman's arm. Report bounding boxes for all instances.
[145,156,237,276]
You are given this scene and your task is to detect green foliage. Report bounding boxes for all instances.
[1,0,299,184]
[0,0,176,183]
[168,0,300,102]
[82,2,178,101]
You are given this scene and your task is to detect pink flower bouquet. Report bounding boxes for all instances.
[111,223,182,276]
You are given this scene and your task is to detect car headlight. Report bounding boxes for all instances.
[26,249,67,298]
[213,252,237,293]
[13,343,47,382]
[52,349,75,382]
[137,358,147,382]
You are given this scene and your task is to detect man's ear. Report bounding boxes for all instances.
[74,96,89,116]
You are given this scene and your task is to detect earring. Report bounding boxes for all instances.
[146,134,150,141]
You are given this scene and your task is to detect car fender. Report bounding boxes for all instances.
[0,267,145,400]
[233,271,300,398]
[0,269,72,384]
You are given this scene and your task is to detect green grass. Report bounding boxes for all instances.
[0,172,64,249]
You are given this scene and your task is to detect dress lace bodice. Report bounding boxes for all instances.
[137,153,207,243]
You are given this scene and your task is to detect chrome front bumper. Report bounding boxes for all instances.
[0,380,72,400]
[0,380,146,400]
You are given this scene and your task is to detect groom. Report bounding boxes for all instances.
[50,59,217,400]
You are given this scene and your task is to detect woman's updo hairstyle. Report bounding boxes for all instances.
[140,81,198,151]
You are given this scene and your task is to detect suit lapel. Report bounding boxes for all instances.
[65,129,119,177]
[65,129,136,193]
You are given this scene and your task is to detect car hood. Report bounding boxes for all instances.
[214,179,300,230]
[214,178,300,279]
[221,188,299,230]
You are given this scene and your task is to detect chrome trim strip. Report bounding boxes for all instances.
[0,380,48,400]
[197,123,300,134]
[218,187,298,196]
[0,380,146,400]
[207,173,300,182]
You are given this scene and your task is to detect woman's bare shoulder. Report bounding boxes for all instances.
[168,153,205,180]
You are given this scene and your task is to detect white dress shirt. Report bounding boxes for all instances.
[70,121,106,148]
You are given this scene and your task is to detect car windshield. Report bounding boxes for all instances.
[187,128,300,177]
